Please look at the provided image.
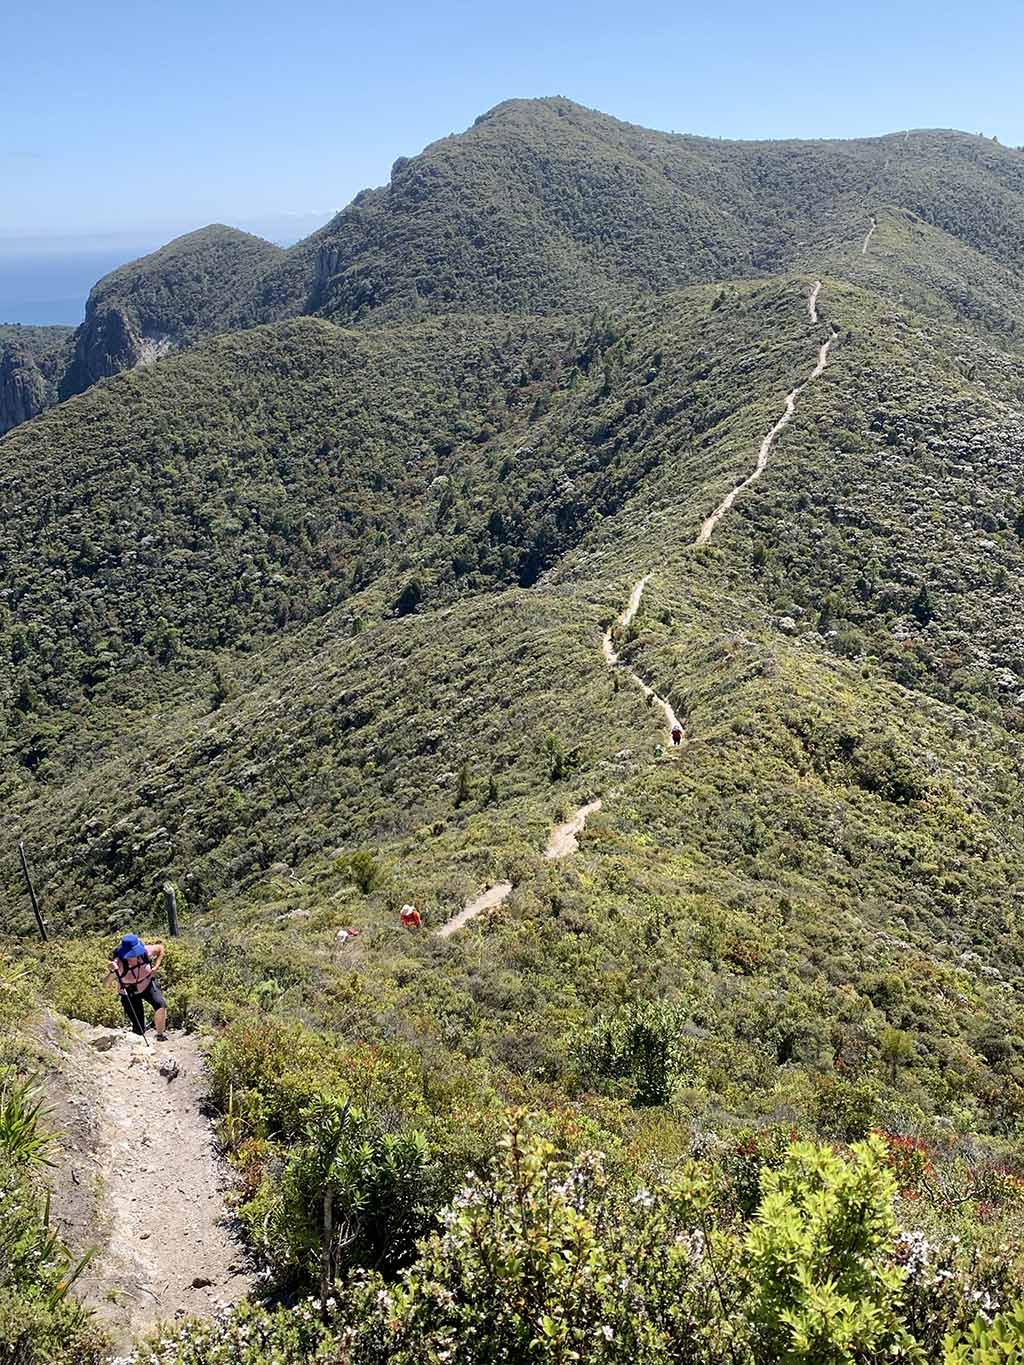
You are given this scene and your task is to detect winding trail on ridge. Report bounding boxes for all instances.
[807,280,821,323]
[437,282,833,936]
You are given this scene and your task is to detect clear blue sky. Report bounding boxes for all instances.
[5,0,1024,241]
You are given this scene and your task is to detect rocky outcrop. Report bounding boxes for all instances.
[0,346,47,433]
[59,304,144,400]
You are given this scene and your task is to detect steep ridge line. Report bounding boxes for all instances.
[437,284,832,936]
[862,215,877,256]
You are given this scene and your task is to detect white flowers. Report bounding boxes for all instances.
[894,1228,933,1280]
[633,1187,654,1209]
[970,1288,1000,1322]
[600,1324,615,1341]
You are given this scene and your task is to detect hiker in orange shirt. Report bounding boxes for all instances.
[399,904,422,929]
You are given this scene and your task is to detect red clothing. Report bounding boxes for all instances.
[400,907,422,929]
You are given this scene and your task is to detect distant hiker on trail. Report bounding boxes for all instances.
[102,933,169,1040]
[671,724,683,747]
[399,904,422,930]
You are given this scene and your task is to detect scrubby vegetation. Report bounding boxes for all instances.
[0,953,106,1364]
[3,98,1024,1360]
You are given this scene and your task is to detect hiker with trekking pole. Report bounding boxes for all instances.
[102,933,170,1042]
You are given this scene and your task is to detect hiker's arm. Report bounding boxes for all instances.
[101,962,118,990]
[149,943,166,969]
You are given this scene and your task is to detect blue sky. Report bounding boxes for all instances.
[4,0,1024,242]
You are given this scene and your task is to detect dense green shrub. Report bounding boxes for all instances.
[0,1112,105,1364]
[126,1119,1021,1364]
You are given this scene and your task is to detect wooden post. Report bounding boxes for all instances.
[18,841,48,942]
[163,881,179,937]
[320,1185,334,1323]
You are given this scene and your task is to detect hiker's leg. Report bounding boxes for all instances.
[146,982,168,1037]
[121,993,145,1035]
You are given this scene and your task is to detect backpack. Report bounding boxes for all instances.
[115,951,152,994]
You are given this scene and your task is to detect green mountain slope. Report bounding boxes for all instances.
[8,103,1024,435]
[5,99,1024,1360]
[5,276,1024,1140]
[237,101,1024,331]
[58,225,285,398]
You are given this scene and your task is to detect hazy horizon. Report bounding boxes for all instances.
[0,213,329,326]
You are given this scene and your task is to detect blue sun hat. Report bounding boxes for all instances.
[115,933,147,960]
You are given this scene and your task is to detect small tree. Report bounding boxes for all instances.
[879,1026,915,1083]
[746,1136,914,1364]
[396,577,423,617]
[211,661,233,709]
[911,582,935,625]
[455,759,471,807]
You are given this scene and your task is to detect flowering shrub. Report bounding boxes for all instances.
[131,1298,332,1365]
[122,1117,1024,1365]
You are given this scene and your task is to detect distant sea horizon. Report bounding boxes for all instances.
[0,214,328,327]
[0,246,158,326]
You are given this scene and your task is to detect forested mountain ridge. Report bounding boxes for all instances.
[289,102,1024,328]
[57,225,285,400]
[6,97,1024,1364]
[7,100,1024,432]
[0,324,73,434]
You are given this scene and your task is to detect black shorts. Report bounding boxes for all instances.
[120,980,166,1034]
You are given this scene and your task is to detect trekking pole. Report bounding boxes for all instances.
[125,990,151,1049]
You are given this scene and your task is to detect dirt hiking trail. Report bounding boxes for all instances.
[438,283,833,937]
[807,280,821,323]
[862,215,877,256]
[696,332,833,546]
[43,1016,252,1350]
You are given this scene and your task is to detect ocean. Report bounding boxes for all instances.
[0,246,155,326]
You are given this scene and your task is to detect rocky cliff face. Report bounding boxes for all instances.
[59,305,145,400]
[0,347,46,433]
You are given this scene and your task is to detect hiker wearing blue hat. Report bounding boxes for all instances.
[102,933,169,1040]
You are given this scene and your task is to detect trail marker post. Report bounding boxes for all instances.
[163,881,179,937]
[17,841,48,942]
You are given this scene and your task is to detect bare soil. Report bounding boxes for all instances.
[38,1014,253,1351]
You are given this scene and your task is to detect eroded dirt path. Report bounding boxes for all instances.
[544,799,603,859]
[439,286,832,937]
[697,331,833,546]
[808,280,821,323]
[862,215,877,256]
[44,1017,252,1350]
[436,880,513,938]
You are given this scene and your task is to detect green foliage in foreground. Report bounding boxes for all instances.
[128,1119,1024,1365]
[0,971,104,1364]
